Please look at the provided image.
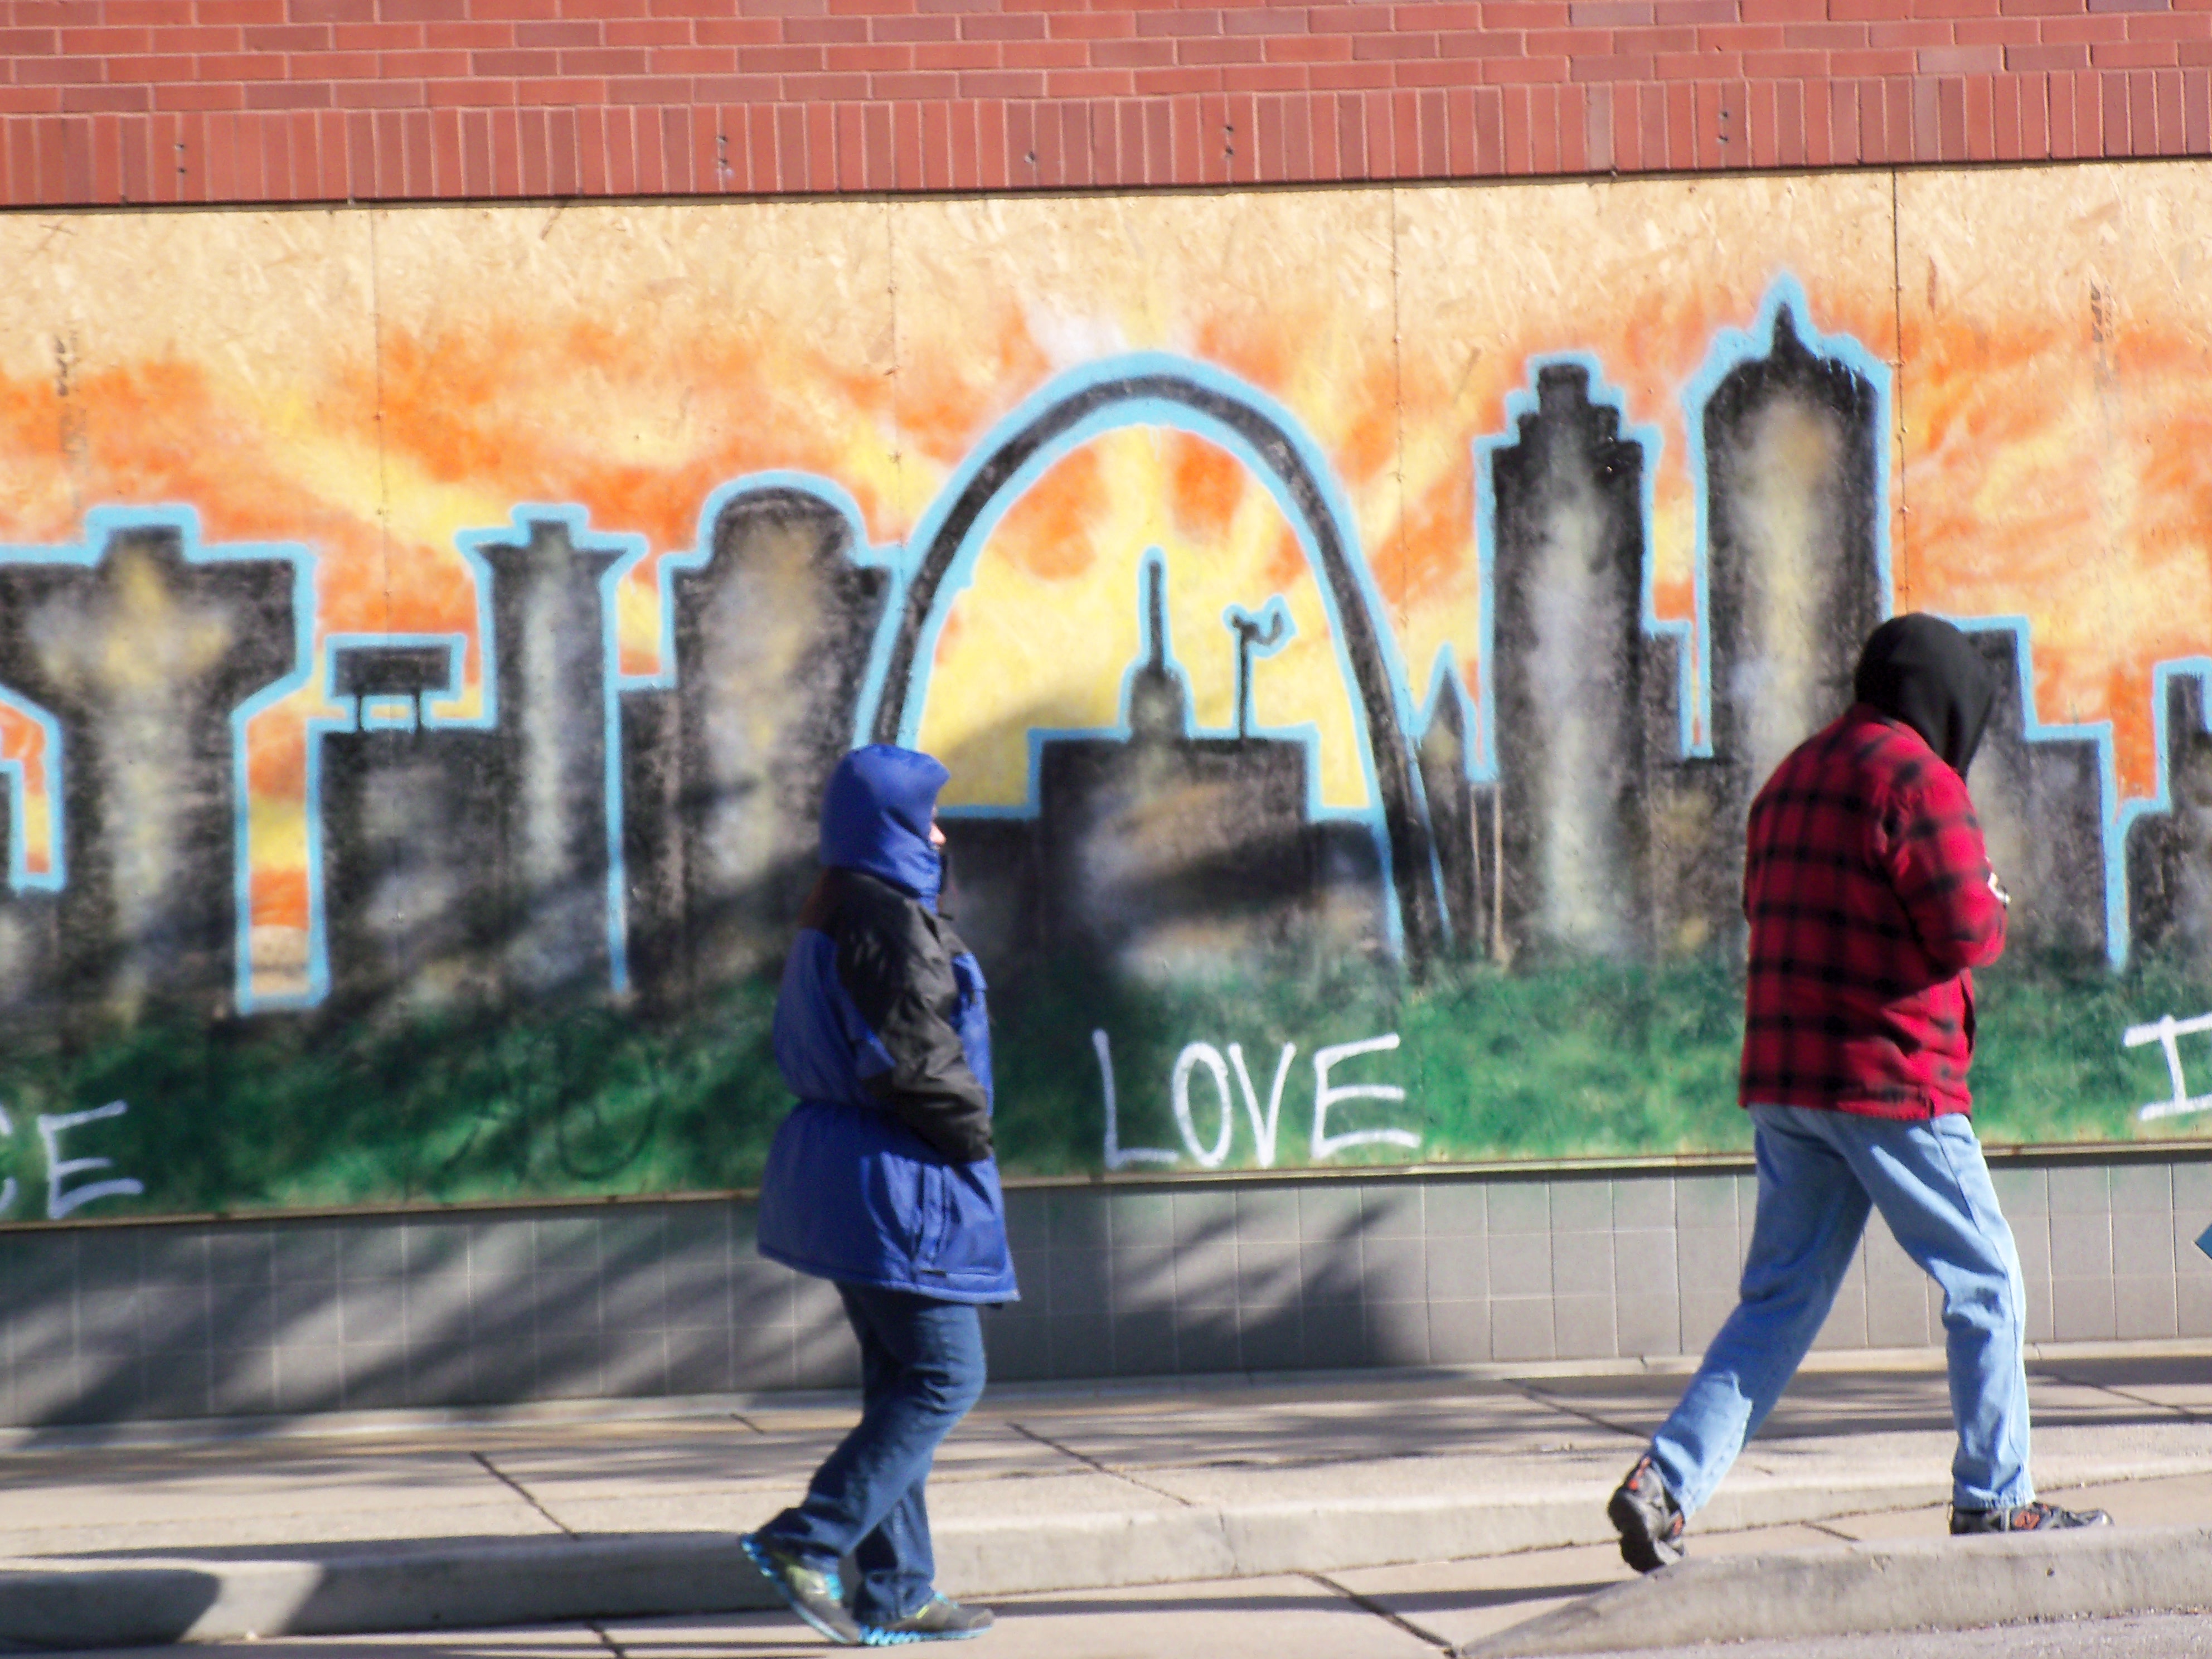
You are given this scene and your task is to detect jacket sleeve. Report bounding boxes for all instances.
[1879,766,2009,973]
[834,896,995,1163]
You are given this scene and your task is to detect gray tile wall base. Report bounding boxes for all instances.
[3,1154,2212,1427]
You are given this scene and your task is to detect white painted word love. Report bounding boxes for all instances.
[1094,1029,1419,1170]
[0,1099,145,1219]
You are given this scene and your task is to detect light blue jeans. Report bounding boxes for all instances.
[1648,1104,2032,1515]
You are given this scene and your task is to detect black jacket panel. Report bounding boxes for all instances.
[809,867,995,1163]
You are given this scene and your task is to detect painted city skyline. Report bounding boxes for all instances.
[3,170,2212,1210]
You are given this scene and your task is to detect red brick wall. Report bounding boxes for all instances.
[4,0,2208,207]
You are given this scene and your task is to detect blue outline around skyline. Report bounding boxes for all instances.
[2112,655,2212,970]
[1949,615,2131,967]
[603,474,890,995]
[1414,644,1482,771]
[1678,275,1900,753]
[930,547,1337,830]
[2,303,2208,1001]
[463,505,650,998]
[0,506,319,1016]
[278,631,469,1014]
[1469,351,1675,781]
[0,683,62,895]
[262,504,654,1013]
[851,352,1437,955]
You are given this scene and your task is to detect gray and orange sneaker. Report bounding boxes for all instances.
[860,1595,995,1645]
[741,1532,862,1646]
[1950,1500,2111,1535]
[1607,1454,1686,1573]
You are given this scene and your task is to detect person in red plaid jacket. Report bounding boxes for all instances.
[1607,614,2111,1574]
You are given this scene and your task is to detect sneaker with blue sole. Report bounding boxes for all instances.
[740,1532,862,1646]
[858,1595,995,1645]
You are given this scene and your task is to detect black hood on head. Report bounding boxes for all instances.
[1852,613,2000,776]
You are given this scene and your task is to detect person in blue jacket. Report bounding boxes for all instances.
[742,744,1016,1647]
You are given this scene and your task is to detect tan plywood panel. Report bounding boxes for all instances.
[0,207,378,558]
[1898,161,2212,803]
[890,190,1399,823]
[345,202,899,1003]
[366,200,898,657]
[0,210,377,988]
[1393,172,1900,741]
[0,169,2201,1214]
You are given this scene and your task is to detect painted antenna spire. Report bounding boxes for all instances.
[1225,597,1295,741]
[1126,549,1191,738]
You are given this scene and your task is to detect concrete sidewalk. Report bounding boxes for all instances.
[4,1344,2211,1653]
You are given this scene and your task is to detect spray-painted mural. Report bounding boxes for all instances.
[5,166,2212,1218]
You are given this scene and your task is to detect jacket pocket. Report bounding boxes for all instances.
[925,1160,1007,1280]
[857,1142,933,1265]
[914,1161,952,1268]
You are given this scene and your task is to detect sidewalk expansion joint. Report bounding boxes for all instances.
[472,1449,578,1537]
[2041,1370,2206,1426]
[1006,1421,1197,1507]
[1500,1380,1647,1443]
[1302,1570,1453,1652]
[586,1622,629,1659]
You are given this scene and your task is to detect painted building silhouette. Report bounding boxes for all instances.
[946,556,1384,975]
[0,327,2180,1028]
[0,521,295,1018]
[321,517,619,1012]
[1475,314,2108,968]
[2128,673,2212,967]
[1485,363,1661,963]
[620,487,889,1003]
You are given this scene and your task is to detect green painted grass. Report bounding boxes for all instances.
[0,949,2204,1220]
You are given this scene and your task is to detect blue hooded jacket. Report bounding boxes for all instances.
[754,745,1018,1303]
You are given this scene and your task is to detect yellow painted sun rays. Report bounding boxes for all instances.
[919,426,1371,813]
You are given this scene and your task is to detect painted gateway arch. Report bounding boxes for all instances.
[858,355,1453,963]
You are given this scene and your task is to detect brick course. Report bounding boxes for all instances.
[2,0,2208,206]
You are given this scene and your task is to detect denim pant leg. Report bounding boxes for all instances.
[1649,1105,1873,1515]
[1827,1112,2032,1508]
[757,1284,987,1622]
[851,1464,937,1623]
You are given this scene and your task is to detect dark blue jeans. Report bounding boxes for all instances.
[758,1283,987,1624]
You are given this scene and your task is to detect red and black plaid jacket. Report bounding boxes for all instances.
[1739,704,2009,1120]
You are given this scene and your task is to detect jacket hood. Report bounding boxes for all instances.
[819,744,948,908]
[1852,614,1999,777]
